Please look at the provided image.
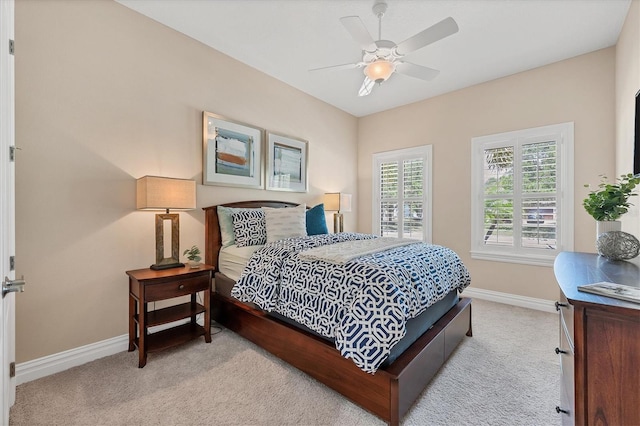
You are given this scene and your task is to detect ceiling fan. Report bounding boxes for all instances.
[311,1,459,96]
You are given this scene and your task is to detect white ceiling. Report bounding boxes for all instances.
[116,0,632,117]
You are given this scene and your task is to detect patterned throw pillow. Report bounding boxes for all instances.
[217,206,257,248]
[263,204,307,243]
[232,210,266,247]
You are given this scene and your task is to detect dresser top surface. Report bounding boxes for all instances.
[554,252,640,311]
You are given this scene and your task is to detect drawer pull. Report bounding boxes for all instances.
[555,347,568,355]
[179,284,185,290]
[555,301,568,311]
[555,406,569,415]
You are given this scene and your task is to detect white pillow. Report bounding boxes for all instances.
[262,204,307,243]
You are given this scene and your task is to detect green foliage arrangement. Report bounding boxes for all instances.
[183,245,201,262]
[583,173,640,221]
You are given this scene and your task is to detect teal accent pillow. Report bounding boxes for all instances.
[306,204,328,235]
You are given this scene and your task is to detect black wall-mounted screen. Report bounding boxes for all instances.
[634,89,640,176]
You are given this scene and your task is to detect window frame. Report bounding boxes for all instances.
[372,145,432,243]
[470,122,574,267]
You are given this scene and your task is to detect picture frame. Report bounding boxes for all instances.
[266,132,308,192]
[202,111,263,189]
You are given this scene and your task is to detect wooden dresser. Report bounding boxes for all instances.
[553,252,640,425]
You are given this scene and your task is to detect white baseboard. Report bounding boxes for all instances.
[15,334,129,385]
[463,287,558,314]
[16,292,554,385]
[16,317,203,385]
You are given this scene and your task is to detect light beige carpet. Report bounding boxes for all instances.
[9,299,561,425]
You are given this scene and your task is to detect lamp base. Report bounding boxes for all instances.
[333,213,344,233]
[150,262,184,271]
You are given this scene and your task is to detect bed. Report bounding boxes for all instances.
[204,201,472,425]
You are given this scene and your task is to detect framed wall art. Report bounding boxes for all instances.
[203,111,263,189]
[266,132,308,192]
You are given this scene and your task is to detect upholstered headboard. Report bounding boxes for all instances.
[203,200,300,271]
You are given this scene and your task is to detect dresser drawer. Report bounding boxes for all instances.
[558,386,574,426]
[145,274,209,302]
[558,322,574,406]
[557,294,574,348]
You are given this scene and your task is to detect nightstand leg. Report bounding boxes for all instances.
[128,293,135,352]
[204,287,211,343]
[190,293,197,329]
[138,299,147,368]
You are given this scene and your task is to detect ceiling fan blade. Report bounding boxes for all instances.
[340,16,376,51]
[309,62,363,72]
[358,77,375,97]
[395,62,440,81]
[395,17,459,55]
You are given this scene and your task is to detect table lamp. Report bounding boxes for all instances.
[324,192,352,233]
[136,176,196,270]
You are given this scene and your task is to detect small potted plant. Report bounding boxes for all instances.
[183,245,202,268]
[583,173,640,235]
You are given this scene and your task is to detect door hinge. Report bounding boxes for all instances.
[9,39,14,55]
[9,362,15,378]
[9,146,20,162]
[9,256,14,271]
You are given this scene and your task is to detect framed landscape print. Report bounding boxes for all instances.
[203,111,263,189]
[266,132,308,192]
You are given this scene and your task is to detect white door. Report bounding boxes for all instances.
[1,0,17,423]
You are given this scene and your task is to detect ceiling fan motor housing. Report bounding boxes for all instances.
[372,1,388,18]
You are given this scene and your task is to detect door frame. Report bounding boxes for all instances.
[0,0,17,422]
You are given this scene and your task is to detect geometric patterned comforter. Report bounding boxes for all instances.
[231,233,471,373]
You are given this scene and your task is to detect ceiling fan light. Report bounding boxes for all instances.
[358,78,375,96]
[364,60,395,83]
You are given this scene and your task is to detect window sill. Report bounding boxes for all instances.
[470,250,555,267]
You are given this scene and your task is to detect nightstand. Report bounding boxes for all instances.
[127,265,213,367]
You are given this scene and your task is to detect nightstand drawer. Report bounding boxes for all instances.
[145,274,209,302]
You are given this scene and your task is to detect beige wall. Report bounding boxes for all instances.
[14,0,637,364]
[358,48,617,301]
[14,0,358,363]
[617,0,640,236]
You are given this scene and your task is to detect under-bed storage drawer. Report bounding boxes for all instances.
[396,297,471,418]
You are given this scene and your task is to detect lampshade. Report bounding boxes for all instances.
[137,176,196,211]
[324,193,352,213]
[136,175,196,270]
[364,59,395,83]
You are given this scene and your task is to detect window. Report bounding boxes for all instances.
[372,146,432,242]
[471,123,574,266]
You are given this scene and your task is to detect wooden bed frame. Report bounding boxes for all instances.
[204,201,472,425]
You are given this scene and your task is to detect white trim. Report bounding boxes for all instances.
[0,0,16,417]
[16,317,203,384]
[16,334,129,385]
[462,286,558,314]
[469,250,555,267]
